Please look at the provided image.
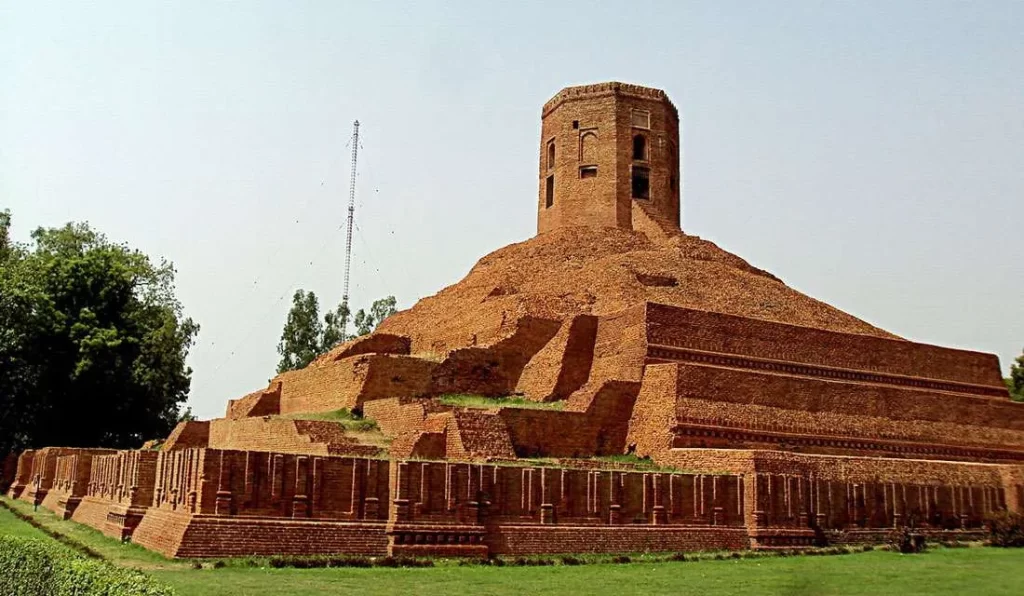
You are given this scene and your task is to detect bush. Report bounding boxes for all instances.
[888,527,927,554]
[985,511,1024,547]
[328,556,372,568]
[0,535,174,596]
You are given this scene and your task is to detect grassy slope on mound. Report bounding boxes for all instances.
[3,496,1024,596]
[283,408,380,431]
[438,394,565,410]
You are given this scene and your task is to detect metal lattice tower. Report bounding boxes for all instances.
[341,120,360,337]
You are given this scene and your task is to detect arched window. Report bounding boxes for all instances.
[580,131,598,163]
[547,141,556,170]
[633,135,647,161]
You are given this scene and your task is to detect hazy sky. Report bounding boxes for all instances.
[2,1,1022,419]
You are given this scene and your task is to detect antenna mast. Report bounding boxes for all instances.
[341,120,360,338]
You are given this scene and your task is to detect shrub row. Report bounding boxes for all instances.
[985,511,1024,547]
[887,527,927,554]
[0,535,174,596]
[202,555,436,570]
[454,545,873,567]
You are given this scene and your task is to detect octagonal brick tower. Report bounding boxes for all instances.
[537,82,681,234]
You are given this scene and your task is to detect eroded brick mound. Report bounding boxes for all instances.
[377,226,897,358]
[162,418,382,457]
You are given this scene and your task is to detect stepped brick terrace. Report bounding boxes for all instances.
[6,82,1023,558]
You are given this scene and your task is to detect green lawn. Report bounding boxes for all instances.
[3,495,1023,596]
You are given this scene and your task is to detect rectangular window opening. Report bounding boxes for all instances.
[572,120,580,129]
[580,166,598,179]
[632,166,650,199]
[631,110,651,129]
[545,175,554,208]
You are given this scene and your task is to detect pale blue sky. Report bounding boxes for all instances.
[2,1,1022,419]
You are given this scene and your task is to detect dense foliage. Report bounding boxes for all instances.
[276,291,396,373]
[0,211,198,453]
[887,527,927,553]
[0,535,174,596]
[986,511,1024,547]
[1006,349,1024,402]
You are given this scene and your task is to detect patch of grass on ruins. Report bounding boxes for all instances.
[438,394,565,410]
[4,495,1024,595]
[590,453,678,470]
[285,408,380,431]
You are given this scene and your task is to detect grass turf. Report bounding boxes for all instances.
[147,549,1024,596]
[437,394,564,410]
[3,496,1024,595]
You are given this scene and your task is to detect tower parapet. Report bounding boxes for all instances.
[537,82,681,234]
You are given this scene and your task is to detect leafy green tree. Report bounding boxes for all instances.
[276,293,397,373]
[0,209,12,258]
[276,290,324,374]
[0,214,198,453]
[321,302,351,352]
[354,296,398,336]
[1006,349,1024,402]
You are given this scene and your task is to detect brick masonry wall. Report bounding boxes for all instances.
[162,420,211,450]
[9,445,1016,558]
[626,363,679,457]
[429,316,561,397]
[42,450,119,518]
[641,362,1024,460]
[276,354,436,415]
[21,448,113,507]
[363,397,453,439]
[226,383,282,418]
[646,302,1005,390]
[390,460,745,527]
[538,82,680,234]
[173,517,389,558]
[67,450,160,539]
[69,497,113,532]
[131,509,195,558]
[499,380,640,458]
[516,314,598,402]
[315,333,412,362]
[207,417,380,457]
[488,526,749,555]
[6,450,34,499]
[447,410,516,459]
[588,304,648,386]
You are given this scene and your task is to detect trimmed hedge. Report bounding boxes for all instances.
[0,535,174,596]
[986,511,1024,547]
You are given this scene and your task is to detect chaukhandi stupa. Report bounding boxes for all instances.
[8,82,1024,558]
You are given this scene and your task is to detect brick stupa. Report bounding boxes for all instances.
[10,82,1023,558]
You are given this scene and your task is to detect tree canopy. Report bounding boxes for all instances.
[1007,349,1024,402]
[0,211,198,454]
[276,292,396,373]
